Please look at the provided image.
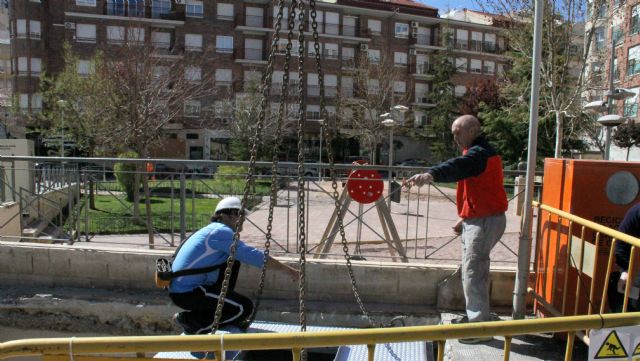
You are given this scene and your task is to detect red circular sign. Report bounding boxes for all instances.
[347,169,384,204]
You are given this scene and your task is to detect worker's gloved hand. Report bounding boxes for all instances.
[618,272,629,294]
[407,172,433,188]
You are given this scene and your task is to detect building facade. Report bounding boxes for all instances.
[585,0,640,160]
[10,0,508,160]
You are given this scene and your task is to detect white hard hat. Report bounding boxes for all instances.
[215,197,243,214]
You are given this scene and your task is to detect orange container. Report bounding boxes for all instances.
[534,158,640,317]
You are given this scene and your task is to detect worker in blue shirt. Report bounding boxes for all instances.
[170,197,299,334]
[609,202,640,313]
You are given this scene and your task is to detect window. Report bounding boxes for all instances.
[367,79,379,94]
[394,52,407,66]
[309,10,324,33]
[306,104,320,119]
[107,26,125,44]
[215,68,232,85]
[395,23,409,38]
[76,0,96,5]
[455,29,468,49]
[325,12,339,35]
[185,66,201,82]
[628,45,640,76]
[152,0,171,18]
[243,70,261,84]
[244,38,263,60]
[343,16,356,37]
[217,3,234,20]
[624,88,639,117]
[470,59,482,73]
[341,76,353,97]
[455,85,466,97]
[107,0,125,16]
[368,49,380,64]
[185,34,202,51]
[324,43,338,59]
[393,81,406,94]
[633,5,640,35]
[17,57,28,75]
[246,7,264,27]
[30,20,41,39]
[415,83,429,103]
[342,47,355,61]
[77,60,92,76]
[483,60,495,74]
[184,100,201,116]
[276,39,300,55]
[30,58,41,76]
[308,41,321,57]
[367,19,381,34]
[484,33,496,53]
[471,31,483,51]
[417,27,430,45]
[31,94,42,111]
[456,57,467,72]
[308,73,319,96]
[128,0,145,17]
[16,19,26,38]
[595,27,605,50]
[186,0,203,17]
[76,24,96,43]
[128,27,145,45]
[151,32,171,49]
[19,94,29,111]
[216,35,233,53]
[325,74,337,97]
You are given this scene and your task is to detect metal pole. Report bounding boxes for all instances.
[605,26,616,160]
[387,125,393,208]
[319,123,323,181]
[554,111,562,158]
[513,0,544,319]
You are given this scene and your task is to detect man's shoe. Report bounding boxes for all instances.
[451,316,468,324]
[459,336,493,344]
[173,312,197,335]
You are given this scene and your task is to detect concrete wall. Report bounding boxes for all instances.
[0,242,526,310]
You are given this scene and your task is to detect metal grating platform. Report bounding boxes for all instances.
[155,321,430,361]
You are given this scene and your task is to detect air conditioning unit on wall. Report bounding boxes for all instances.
[64,22,76,30]
[410,21,419,28]
[409,49,417,56]
[359,43,368,51]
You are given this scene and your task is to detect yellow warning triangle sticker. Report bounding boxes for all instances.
[634,342,640,356]
[595,331,629,359]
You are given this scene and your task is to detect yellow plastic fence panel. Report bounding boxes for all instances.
[43,357,181,361]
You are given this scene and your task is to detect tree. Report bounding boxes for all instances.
[459,80,502,116]
[613,122,640,160]
[337,48,411,164]
[480,0,601,158]
[422,29,458,161]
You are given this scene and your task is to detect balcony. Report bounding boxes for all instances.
[454,39,468,50]
[323,49,339,60]
[325,86,337,97]
[30,32,41,40]
[469,40,483,52]
[342,24,357,37]
[411,62,432,75]
[341,56,356,69]
[244,14,264,28]
[483,42,498,53]
[308,85,320,97]
[76,36,97,43]
[324,23,340,35]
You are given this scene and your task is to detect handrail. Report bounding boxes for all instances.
[533,201,640,249]
[2,313,640,359]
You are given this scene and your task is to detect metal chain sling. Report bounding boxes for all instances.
[308,0,381,328]
[248,0,300,325]
[210,0,288,334]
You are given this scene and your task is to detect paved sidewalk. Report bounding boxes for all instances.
[83,181,529,268]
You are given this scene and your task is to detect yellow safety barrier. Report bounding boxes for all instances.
[2,313,640,361]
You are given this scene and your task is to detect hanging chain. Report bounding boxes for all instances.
[249,0,299,325]
[296,0,308,340]
[211,0,286,334]
[308,0,380,328]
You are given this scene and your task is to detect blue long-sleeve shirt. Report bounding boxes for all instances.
[169,222,265,293]
[615,203,640,272]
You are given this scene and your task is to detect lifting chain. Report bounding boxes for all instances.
[309,0,380,328]
[248,0,299,325]
[211,0,287,334]
[295,0,308,340]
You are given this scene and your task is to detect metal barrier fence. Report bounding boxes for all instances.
[530,201,640,344]
[1,312,638,361]
[0,156,541,264]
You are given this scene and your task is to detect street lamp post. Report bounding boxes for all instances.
[318,118,324,181]
[56,99,66,158]
[382,118,395,208]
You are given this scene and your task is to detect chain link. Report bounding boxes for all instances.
[249,0,299,326]
[211,0,287,334]
[308,0,381,329]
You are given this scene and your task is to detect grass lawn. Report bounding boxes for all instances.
[79,194,260,234]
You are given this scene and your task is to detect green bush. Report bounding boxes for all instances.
[114,151,140,201]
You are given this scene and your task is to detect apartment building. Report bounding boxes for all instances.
[584,0,640,159]
[10,0,508,160]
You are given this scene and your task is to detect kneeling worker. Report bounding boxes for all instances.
[169,196,299,334]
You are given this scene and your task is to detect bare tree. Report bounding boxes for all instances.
[337,49,411,164]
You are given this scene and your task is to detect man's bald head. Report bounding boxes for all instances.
[451,115,482,150]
